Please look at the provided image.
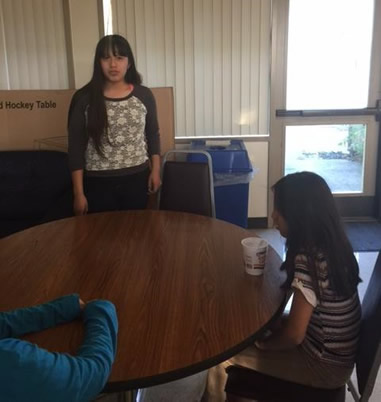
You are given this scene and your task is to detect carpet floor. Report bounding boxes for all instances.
[344,222,381,252]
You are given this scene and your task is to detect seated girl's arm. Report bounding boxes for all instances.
[256,289,313,350]
[0,294,81,339]
[267,288,294,331]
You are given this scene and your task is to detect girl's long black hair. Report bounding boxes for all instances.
[273,171,361,298]
[72,35,142,155]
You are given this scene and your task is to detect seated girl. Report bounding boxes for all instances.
[205,171,362,401]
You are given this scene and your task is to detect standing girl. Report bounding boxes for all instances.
[68,35,161,215]
[205,171,362,401]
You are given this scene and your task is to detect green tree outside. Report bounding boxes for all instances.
[347,124,365,162]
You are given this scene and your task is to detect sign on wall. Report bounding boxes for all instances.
[0,88,174,154]
[0,90,75,150]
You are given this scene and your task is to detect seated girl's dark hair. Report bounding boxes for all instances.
[273,171,361,298]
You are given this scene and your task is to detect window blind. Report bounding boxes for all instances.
[111,0,271,137]
[0,0,69,89]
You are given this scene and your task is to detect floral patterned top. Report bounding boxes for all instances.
[68,85,160,176]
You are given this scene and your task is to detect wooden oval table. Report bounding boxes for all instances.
[0,210,286,391]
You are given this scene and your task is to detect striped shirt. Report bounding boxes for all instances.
[292,253,361,368]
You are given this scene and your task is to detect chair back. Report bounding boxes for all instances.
[356,251,381,400]
[159,150,215,218]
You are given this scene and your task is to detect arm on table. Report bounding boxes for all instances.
[255,289,314,351]
[0,294,81,339]
[0,300,118,402]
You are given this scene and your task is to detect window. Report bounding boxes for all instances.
[285,124,366,193]
[286,0,374,110]
[103,0,113,35]
[283,0,375,195]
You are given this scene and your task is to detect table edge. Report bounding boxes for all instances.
[103,293,288,392]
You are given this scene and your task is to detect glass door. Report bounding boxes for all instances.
[269,0,381,219]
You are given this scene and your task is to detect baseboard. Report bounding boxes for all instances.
[248,216,381,228]
[342,216,380,223]
[248,217,268,229]
[335,196,376,218]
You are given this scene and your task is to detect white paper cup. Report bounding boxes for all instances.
[241,237,268,276]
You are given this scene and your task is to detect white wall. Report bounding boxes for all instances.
[245,141,268,219]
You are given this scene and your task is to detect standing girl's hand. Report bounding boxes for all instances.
[71,170,87,215]
[148,170,161,194]
[73,193,88,216]
[148,154,161,194]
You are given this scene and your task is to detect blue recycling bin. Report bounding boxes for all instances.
[188,140,253,228]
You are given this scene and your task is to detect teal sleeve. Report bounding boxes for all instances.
[0,300,118,402]
[0,294,81,339]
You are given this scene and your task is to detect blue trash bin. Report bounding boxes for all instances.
[188,140,254,228]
